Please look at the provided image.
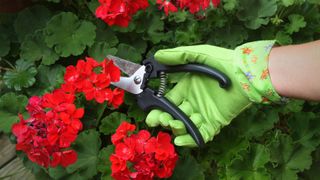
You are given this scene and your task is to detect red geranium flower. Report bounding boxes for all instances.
[63,57,124,106]
[110,122,178,180]
[156,0,178,16]
[95,0,149,27]
[12,91,84,168]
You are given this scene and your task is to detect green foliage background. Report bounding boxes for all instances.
[0,0,320,179]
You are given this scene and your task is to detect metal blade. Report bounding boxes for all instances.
[111,65,146,94]
[107,55,142,76]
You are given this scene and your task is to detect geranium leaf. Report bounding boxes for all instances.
[209,128,250,166]
[284,14,307,34]
[280,100,304,114]
[88,42,118,62]
[48,166,69,179]
[288,112,320,150]
[4,59,37,91]
[0,26,10,57]
[88,28,119,61]
[66,130,101,179]
[99,112,130,135]
[281,0,295,7]
[27,65,64,95]
[267,133,313,180]
[97,146,114,178]
[0,93,28,133]
[21,30,59,65]
[87,0,100,14]
[168,11,189,23]
[175,23,201,45]
[44,12,96,57]
[276,31,293,45]
[14,5,52,42]
[207,25,248,48]
[222,144,271,180]
[237,0,277,29]
[127,106,146,122]
[233,106,279,138]
[47,0,60,3]
[169,156,205,180]
[116,43,141,63]
[222,0,238,11]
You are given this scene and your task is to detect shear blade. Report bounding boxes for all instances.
[107,55,142,76]
[108,55,146,95]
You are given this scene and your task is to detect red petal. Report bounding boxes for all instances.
[60,150,78,167]
[50,152,61,168]
[73,108,84,119]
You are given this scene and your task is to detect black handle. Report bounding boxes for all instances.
[143,57,231,88]
[137,88,205,148]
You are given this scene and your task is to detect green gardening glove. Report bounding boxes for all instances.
[146,40,283,147]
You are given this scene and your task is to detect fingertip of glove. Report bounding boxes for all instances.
[174,135,197,147]
[145,110,161,127]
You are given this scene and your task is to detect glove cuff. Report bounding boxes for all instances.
[234,40,283,104]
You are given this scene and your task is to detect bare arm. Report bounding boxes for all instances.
[269,40,320,101]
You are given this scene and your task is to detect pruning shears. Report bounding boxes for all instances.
[108,55,231,148]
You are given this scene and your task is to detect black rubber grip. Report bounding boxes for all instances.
[137,88,205,148]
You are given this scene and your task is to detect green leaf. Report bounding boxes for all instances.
[223,0,238,11]
[207,25,248,48]
[169,156,205,180]
[276,31,293,45]
[87,0,100,14]
[97,146,114,179]
[233,106,279,138]
[116,43,141,63]
[267,133,313,180]
[280,100,304,114]
[27,65,64,95]
[21,155,51,180]
[143,14,166,44]
[0,93,28,133]
[44,12,96,57]
[175,23,201,45]
[14,5,52,42]
[209,129,250,166]
[168,11,189,23]
[47,0,60,3]
[3,59,38,91]
[281,0,295,7]
[49,166,69,179]
[284,14,307,34]
[237,0,277,29]
[88,28,119,61]
[0,27,10,57]
[222,144,271,180]
[21,30,59,65]
[288,112,320,150]
[99,112,130,135]
[302,148,320,179]
[66,130,101,179]
[127,106,146,123]
[88,42,117,62]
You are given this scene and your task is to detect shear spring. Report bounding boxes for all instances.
[157,71,167,97]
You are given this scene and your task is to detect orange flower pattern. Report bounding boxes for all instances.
[236,41,282,104]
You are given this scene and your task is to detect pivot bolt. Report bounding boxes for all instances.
[134,76,142,84]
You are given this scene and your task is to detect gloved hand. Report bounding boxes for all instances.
[146,41,282,147]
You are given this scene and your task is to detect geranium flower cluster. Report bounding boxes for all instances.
[110,122,178,180]
[12,90,83,168]
[62,57,124,107]
[95,0,149,27]
[96,0,221,27]
[12,57,124,168]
